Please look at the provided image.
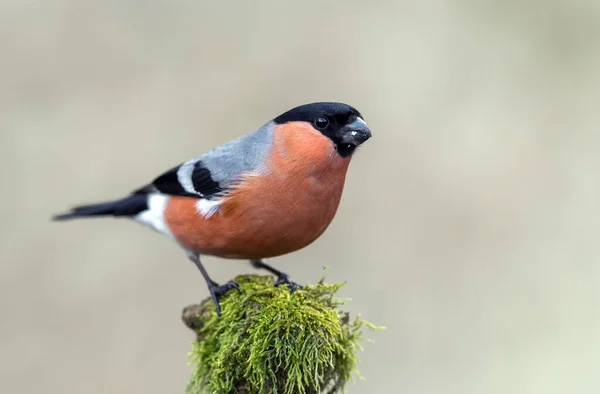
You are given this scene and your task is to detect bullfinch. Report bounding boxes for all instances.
[54,102,372,315]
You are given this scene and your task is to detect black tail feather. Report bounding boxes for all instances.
[52,194,148,221]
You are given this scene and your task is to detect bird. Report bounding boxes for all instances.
[53,102,372,315]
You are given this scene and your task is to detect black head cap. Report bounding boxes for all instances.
[273,102,371,157]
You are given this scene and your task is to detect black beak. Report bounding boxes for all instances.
[341,117,372,146]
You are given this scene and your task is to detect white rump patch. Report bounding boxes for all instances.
[134,194,172,237]
[195,198,221,219]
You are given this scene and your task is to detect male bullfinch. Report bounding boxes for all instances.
[54,102,371,315]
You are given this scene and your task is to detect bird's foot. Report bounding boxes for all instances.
[208,280,240,316]
[274,274,302,294]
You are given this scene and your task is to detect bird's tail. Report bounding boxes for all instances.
[52,194,148,221]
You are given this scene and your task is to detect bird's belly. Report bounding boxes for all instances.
[165,167,349,259]
[228,178,344,258]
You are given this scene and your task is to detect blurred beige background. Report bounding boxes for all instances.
[2,1,599,393]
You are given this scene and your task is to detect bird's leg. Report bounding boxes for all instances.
[249,259,301,293]
[188,254,239,316]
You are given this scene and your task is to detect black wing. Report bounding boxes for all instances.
[134,161,224,198]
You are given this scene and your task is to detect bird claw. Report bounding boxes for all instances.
[208,280,240,316]
[274,274,302,294]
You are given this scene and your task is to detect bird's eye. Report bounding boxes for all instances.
[315,116,329,129]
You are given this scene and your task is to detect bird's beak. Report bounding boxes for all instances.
[341,117,372,146]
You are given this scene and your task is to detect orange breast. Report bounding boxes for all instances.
[164,122,351,259]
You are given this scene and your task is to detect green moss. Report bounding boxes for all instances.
[184,274,379,394]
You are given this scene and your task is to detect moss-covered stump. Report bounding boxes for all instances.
[182,274,376,394]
